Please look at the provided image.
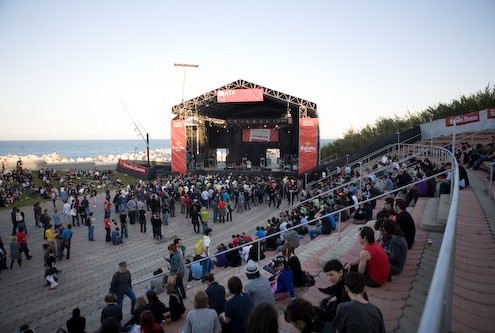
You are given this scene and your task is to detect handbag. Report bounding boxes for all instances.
[70,208,77,216]
[167,274,177,285]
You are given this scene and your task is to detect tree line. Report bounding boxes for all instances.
[320,85,495,160]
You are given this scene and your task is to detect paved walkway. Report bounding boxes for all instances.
[0,194,284,333]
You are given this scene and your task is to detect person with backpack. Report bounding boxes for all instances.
[196,228,213,279]
[164,283,186,322]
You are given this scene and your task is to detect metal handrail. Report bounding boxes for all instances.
[490,163,494,200]
[418,148,459,333]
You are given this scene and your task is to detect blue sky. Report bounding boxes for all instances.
[0,0,494,140]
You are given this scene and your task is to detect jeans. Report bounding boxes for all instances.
[201,257,212,277]
[162,211,169,225]
[88,225,94,241]
[117,287,137,314]
[309,227,322,240]
[201,222,208,234]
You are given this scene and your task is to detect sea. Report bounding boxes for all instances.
[0,140,171,159]
[0,138,333,159]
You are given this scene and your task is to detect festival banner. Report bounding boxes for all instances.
[171,120,187,174]
[488,108,495,119]
[241,128,279,142]
[445,112,480,126]
[217,88,264,103]
[298,118,319,174]
[117,160,147,174]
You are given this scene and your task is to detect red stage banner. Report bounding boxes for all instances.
[117,160,147,174]
[217,88,264,103]
[445,112,480,127]
[298,118,318,174]
[171,120,187,174]
[488,108,495,119]
[241,128,279,142]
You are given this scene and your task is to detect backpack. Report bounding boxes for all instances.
[304,271,315,286]
[194,237,204,255]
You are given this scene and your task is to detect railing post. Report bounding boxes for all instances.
[338,211,342,241]
[490,163,494,200]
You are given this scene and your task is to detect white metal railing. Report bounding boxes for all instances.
[418,148,459,333]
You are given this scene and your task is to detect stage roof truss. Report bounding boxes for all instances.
[172,79,318,121]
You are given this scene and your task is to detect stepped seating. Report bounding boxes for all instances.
[419,130,495,148]
[420,194,450,232]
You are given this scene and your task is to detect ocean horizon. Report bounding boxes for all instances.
[0,138,334,160]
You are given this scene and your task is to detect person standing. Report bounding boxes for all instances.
[63,200,72,225]
[52,208,62,232]
[60,224,73,260]
[119,213,129,239]
[191,199,201,234]
[104,217,112,242]
[138,199,147,233]
[17,228,32,260]
[200,228,213,278]
[200,207,209,234]
[109,261,136,315]
[87,212,95,241]
[34,202,42,228]
[127,195,138,225]
[151,212,163,240]
[168,243,187,299]
[72,196,80,226]
[45,247,59,289]
[9,236,21,270]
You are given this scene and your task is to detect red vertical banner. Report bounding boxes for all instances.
[171,120,187,174]
[298,118,319,174]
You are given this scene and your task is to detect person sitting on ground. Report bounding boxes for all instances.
[219,276,254,333]
[377,219,408,275]
[214,243,228,268]
[344,226,390,287]
[225,243,242,267]
[271,256,295,300]
[101,294,123,326]
[246,302,279,333]
[183,290,221,333]
[66,307,86,333]
[139,310,164,333]
[332,272,386,333]
[144,290,168,324]
[190,256,203,281]
[394,198,416,249]
[111,227,123,245]
[314,259,351,322]
[282,243,306,287]
[243,259,276,307]
[284,297,333,333]
[123,296,148,330]
[163,283,186,322]
[203,273,226,316]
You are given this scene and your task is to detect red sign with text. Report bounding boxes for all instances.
[445,112,480,126]
[217,88,264,103]
[241,128,279,142]
[488,108,495,119]
[171,120,187,174]
[118,160,147,174]
[298,118,319,174]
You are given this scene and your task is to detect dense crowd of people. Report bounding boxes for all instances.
[3,138,493,333]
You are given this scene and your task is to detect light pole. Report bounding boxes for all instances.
[134,147,137,164]
[346,154,349,165]
[174,63,199,103]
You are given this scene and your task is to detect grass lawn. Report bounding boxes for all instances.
[1,171,139,211]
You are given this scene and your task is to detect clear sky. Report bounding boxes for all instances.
[0,0,494,140]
